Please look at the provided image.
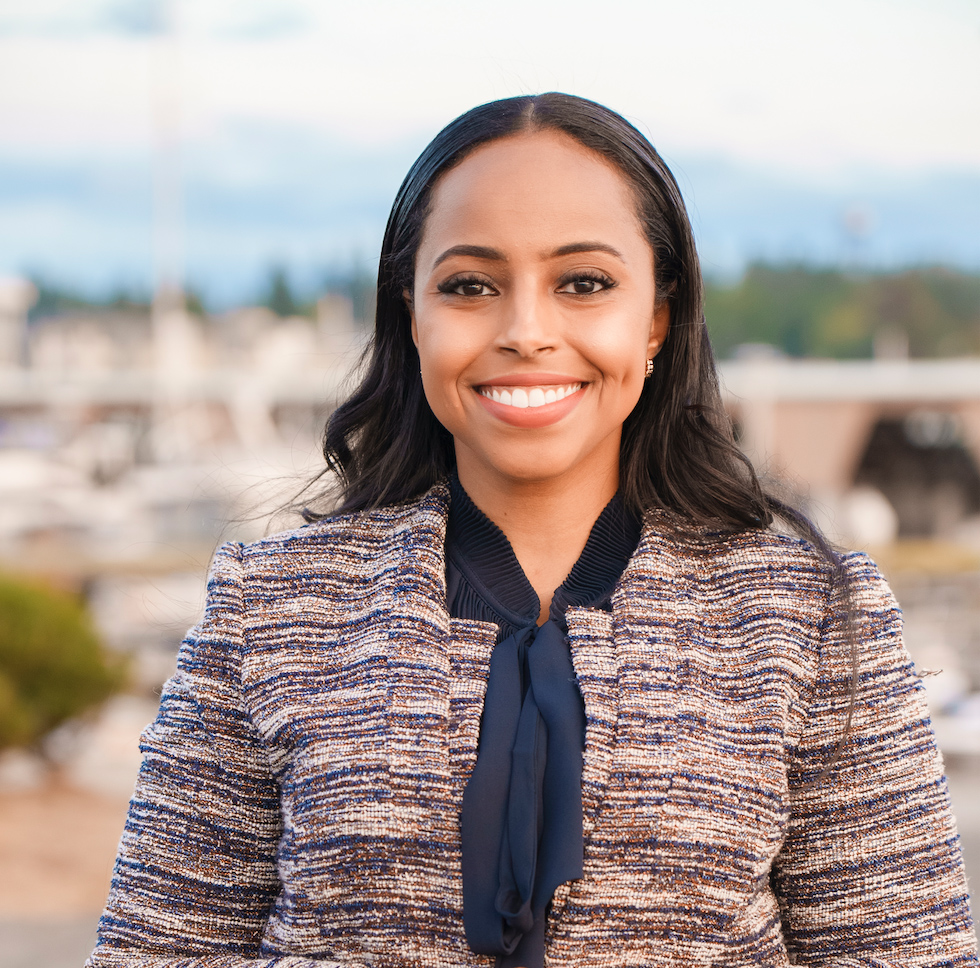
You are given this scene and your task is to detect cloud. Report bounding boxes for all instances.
[2,0,978,173]
[101,0,168,35]
[196,1,311,40]
[0,0,311,37]
[0,0,111,35]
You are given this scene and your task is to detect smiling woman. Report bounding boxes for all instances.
[407,130,669,616]
[87,94,978,968]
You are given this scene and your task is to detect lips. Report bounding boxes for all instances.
[473,377,587,428]
[478,383,583,409]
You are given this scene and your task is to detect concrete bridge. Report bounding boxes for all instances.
[719,356,980,542]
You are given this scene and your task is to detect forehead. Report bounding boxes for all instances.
[419,129,645,255]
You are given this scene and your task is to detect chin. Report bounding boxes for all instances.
[472,446,598,488]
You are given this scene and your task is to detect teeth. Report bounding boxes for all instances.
[479,383,583,409]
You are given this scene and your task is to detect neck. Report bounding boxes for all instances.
[455,459,619,623]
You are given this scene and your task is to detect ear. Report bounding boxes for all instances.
[648,299,670,359]
[404,288,419,349]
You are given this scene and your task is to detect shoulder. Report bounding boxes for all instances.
[645,516,832,586]
[230,481,451,583]
[643,515,894,615]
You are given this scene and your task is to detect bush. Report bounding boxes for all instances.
[0,574,126,750]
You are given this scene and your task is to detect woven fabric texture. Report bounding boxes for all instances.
[88,482,978,968]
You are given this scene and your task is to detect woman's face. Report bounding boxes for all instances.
[409,129,669,496]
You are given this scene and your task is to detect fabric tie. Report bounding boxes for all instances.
[461,618,586,968]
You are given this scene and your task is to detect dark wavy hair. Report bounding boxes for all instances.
[316,94,827,544]
[311,92,855,765]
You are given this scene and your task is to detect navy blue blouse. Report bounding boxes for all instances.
[446,476,641,968]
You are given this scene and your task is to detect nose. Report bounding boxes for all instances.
[494,283,557,358]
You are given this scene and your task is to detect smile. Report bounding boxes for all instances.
[477,383,583,409]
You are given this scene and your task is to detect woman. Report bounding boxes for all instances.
[88,94,978,967]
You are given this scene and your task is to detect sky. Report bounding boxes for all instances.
[1,0,978,304]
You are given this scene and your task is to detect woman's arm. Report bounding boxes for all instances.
[772,552,978,967]
[86,542,366,968]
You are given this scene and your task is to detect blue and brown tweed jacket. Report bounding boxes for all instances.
[88,482,978,968]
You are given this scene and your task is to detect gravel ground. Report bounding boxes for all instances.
[0,919,97,968]
[0,782,128,968]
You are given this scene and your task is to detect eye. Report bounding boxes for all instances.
[557,272,615,295]
[437,275,497,297]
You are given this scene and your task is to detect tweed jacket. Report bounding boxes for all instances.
[89,482,978,968]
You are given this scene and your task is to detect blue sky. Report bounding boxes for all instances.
[1,0,978,304]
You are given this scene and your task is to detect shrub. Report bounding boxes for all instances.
[0,574,126,750]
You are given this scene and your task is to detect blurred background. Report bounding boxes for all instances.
[0,0,978,964]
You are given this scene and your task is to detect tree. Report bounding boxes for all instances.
[0,575,126,750]
[704,264,980,359]
[265,266,301,318]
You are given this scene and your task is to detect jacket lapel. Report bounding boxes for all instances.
[607,518,684,808]
[565,608,619,844]
[548,515,685,926]
[381,484,455,776]
[445,618,496,781]
[379,483,496,784]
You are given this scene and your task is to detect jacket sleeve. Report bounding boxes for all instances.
[772,552,978,967]
[87,542,367,968]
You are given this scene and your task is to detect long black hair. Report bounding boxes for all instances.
[311,93,856,765]
[316,94,825,541]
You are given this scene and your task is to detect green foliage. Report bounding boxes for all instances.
[321,265,376,327]
[264,266,305,318]
[28,277,151,321]
[0,575,126,750]
[704,265,980,359]
[183,288,208,316]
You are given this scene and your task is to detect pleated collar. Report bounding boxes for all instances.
[445,474,642,635]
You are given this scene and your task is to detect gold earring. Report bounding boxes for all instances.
[645,358,655,378]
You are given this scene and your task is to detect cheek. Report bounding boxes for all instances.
[414,314,479,414]
[580,314,651,378]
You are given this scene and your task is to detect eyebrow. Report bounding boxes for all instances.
[432,244,506,268]
[551,241,625,261]
[431,240,626,269]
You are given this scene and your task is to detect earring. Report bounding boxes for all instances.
[645,358,655,378]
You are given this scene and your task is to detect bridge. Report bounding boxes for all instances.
[720,356,980,543]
